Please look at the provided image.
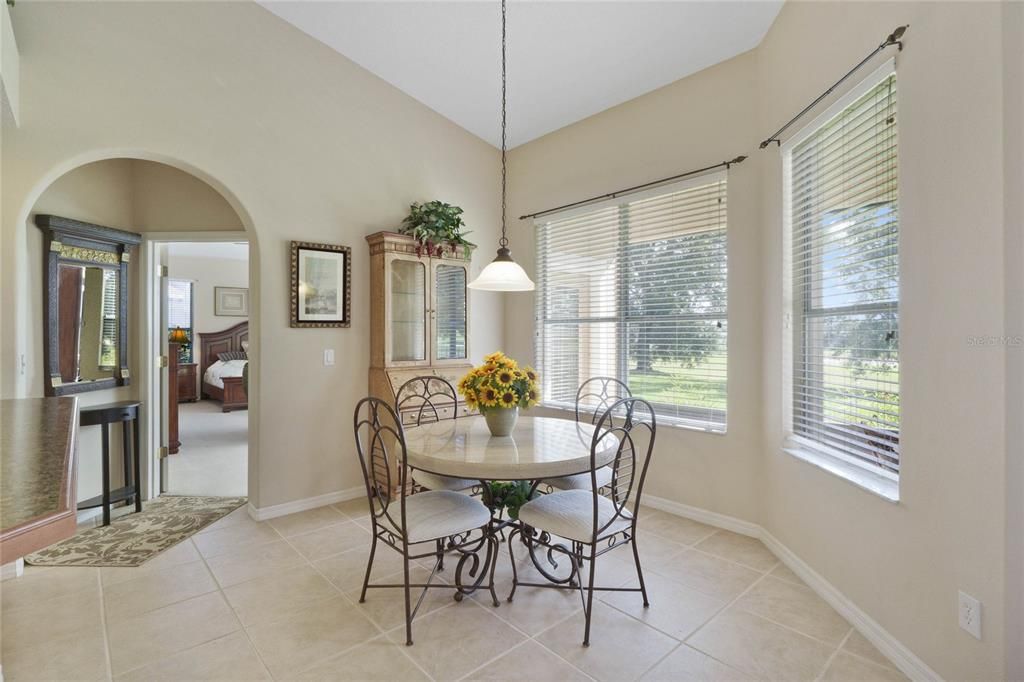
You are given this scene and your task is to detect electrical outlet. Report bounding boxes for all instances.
[958,590,982,639]
[323,349,335,367]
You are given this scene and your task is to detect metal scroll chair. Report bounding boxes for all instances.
[394,376,476,494]
[544,377,633,491]
[353,397,498,645]
[510,397,656,646]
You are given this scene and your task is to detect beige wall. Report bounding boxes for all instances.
[1002,1,1024,678]
[134,161,244,232]
[507,2,1013,677]
[506,51,765,524]
[1,1,19,124]
[0,2,504,514]
[758,3,1006,678]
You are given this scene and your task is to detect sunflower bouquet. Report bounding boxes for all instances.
[457,351,540,413]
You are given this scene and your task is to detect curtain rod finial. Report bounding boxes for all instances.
[885,25,909,49]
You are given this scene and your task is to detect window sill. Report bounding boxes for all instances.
[782,439,899,503]
[537,403,727,436]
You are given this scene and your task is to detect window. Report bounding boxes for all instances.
[168,279,194,363]
[786,65,899,478]
[98,269,119,369]
[536,175,728,431]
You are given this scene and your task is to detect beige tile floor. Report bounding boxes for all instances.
[0,501,909,681]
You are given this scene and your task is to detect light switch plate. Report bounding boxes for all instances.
[323,349,335,366]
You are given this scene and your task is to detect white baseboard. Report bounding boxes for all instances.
[248,487,365,522]
[0,558,24,581]
[642,494,761,538]
[641,495,941,682]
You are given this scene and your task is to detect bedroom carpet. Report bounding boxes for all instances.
[168,399,248,497]
[25,495,247,567]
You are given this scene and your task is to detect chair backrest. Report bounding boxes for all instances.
[395,376,459,426]
[353,397,409,541]
[576,377,633,425]
[590,398,656,539]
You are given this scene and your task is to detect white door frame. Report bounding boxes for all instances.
[138,231,250,500]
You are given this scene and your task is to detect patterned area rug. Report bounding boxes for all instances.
[25,495,247,567]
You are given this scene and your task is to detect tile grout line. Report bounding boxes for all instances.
[676,555,856,653]
[834,643,909,677]
[634,567,777,679]
[96,568,115,682]
[110,537,274,680]
[277,520,438,682]
[814,626,856,681]
[594,547,777,676]
[478,542,598,680]
[193,537,276,681]
[644,532,858,651]
[68,502,888,680]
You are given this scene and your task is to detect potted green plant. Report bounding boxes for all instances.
[485,480,534,519]
[399,200,475,258]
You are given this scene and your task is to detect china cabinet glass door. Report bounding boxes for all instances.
[389,258,427,363]
[433,263,468,362]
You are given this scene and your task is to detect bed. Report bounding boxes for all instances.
[198,321,249,412]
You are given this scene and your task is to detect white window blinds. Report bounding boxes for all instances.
[168,279,193,330]
[787,68,899,475]
[434,264,468,361]
[98,269,119,369]
[536,175,728,431]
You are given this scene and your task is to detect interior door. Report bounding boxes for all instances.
[158,245,170,493]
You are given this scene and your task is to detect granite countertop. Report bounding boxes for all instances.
[1,397,78,531]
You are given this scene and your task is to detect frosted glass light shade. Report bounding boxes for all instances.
[468,250,535,291]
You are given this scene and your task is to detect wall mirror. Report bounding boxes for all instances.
[36,215,142,396]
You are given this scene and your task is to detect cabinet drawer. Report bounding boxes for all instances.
[400,404,472,426]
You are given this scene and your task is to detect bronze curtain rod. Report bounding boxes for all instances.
[519,155,746,221]
[759,25,908,149]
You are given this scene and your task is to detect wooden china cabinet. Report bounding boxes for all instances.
[366,231,476,493]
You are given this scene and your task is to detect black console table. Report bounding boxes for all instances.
[77,401,142,526]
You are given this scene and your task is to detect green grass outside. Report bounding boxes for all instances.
[626,355,898,428]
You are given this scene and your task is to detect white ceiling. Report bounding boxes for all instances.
[259,1,783,149]
[167,242,250,262]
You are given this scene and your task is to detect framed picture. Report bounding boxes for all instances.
[290,241,351,328]
[214,286,249,317]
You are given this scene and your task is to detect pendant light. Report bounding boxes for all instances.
[468,0,535,292]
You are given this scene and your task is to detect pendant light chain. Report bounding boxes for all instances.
[467,0,533,291]
[499,0,509,249]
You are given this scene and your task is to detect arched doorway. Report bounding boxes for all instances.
[19,152,260,508]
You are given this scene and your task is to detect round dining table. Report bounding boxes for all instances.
[402,415,618,482]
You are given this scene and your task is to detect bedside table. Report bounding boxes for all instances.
[176,362,198,402]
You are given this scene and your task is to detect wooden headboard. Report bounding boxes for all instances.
[197,321,249,382]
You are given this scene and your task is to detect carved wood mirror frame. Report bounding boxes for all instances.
[36,215,142,396]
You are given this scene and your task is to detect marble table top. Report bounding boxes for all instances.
[403,415,618,481]
[1,397,78,531]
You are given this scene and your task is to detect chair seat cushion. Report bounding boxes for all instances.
[518,489,633,543]
[379,490,491,544]
[413,470,477,493]
[543,465,613,492]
